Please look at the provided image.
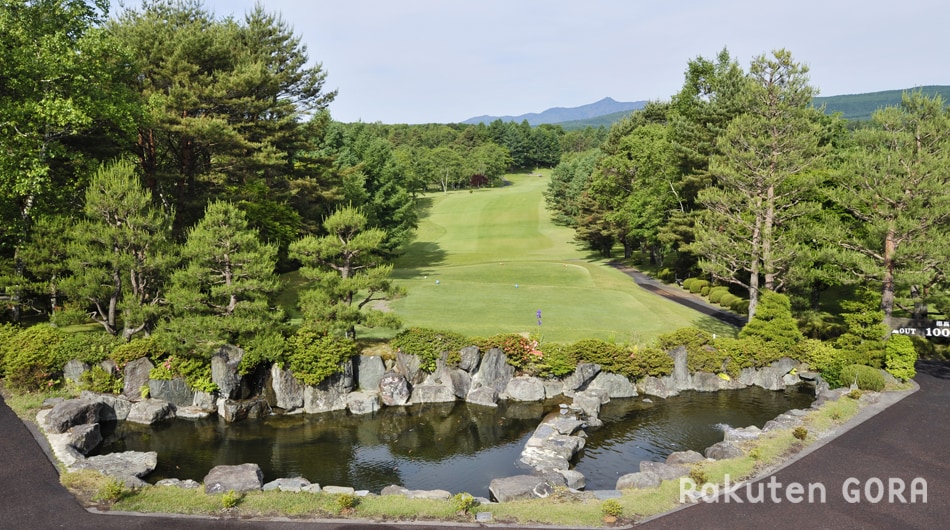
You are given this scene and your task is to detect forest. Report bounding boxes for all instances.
[1,1,948,394]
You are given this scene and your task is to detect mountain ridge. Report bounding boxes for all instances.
[462,96,647,126]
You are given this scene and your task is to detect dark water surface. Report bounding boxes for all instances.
[94,386,813,497]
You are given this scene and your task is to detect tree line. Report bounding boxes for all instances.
[545,48,950,335]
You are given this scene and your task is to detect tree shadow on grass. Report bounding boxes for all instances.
[392,241,447,279]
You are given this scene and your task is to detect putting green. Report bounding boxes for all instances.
[384,173,734,344]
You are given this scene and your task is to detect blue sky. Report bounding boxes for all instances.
[196,0,948,124]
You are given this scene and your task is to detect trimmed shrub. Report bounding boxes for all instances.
[54,331,120,367]
[475,333,537,371]
[656,268,675,283]
[564,338,631,377]
[730,298,749,315]
[839,364,886,392]
[110,337,166,369]
[286,327,359,386]
[689,279,709,295]
[656,327,713,358]
[239,331,287,375]
[796,339,862,388]
[629,345,674,377]
[1,325,67,391]
[536,343,577,378]
[79,365,123,394]
[708,286,730,304]
[885,334,917,382]
[0,323,20,377]
[719,293,739,309]
[392,327,469,372]
[700,285,711,297]
[682,277,697,291]
[739,291,803,349]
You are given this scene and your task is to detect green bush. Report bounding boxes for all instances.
[535,342,577,378]
[79,365,122,394]
[1,325,67,391]
[700,285,711,297]
[601,498,623,518]
[0,323,20,377]
[689,279,709,295]
[54,331,120,366]
[49,303,92,327]
[739,291,803,349]
[884,334,917,382]
[286,327,358,386]
[730,298,749,315]
[391,327,469,372]
[839,364,885,392]
[656,327,713,358]
[719,293,739,308]
[656,268,675,283]
[629,346,674,377]
[565,338,633,377]
[151,355,218,393]
[708,286,730,304]
[110,337,166,369]
[682,277,697,290]
[796,339,860,388]
[475,333,538,371]
[239,331,287,375]
[452,492,480,515]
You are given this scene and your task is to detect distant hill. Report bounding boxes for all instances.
[813,85,950,121]
[462,97,647,126]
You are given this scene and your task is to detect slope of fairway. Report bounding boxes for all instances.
[387,173,734,344]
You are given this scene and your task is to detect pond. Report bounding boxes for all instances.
[93,386,814,497]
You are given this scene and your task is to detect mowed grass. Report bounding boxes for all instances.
[383,172,734,344]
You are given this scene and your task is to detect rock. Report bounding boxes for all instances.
[122,357,155,398]
[378,371,411,406]
[66,423,102,455]
[303,366,353,414]
[410,383,456,404]
[395,351,426,385]
[176,406,213,419]
[465,386,498,407]
[385,488,454,500]
[543,379,564,399]
[218,397,267,423]
[381,485,410,496]
[762,413,802,432]
[211,345,248,400]
[505,376,546,402]
[322,485,356,495]
[99,359,118,377]
[752,357,799,390]
[588,372,637,398]
[346,391,381,415]
[263,477,311,492]
[156,478,200,489]
[669,345,690,390]
[640,461,689,480]
[690,372,722,392]
[204,463,264,494]
[148,377,195,408]
[78,451,157,488]
[192,391,217,411]
[571,390,606,426]
[556,469,586,490]
[666,450,705,466]
[44,430,86,469]
[489,474,567,503]
[470,348,514,396]
[441,368,472,399]
[63,359,90,384]
[356,355,386,391]
[127,398,175,425]
[616,471,661,490]
[79,391,132,421]
[705,441,743,460]
[562,363,601,395]
[458,345,481,373]
[43,399,104,434]
[724,425,763,442]
[518,413,587,472]
[637,375,679,398]
[302,483,322,493]
[269,364,304,411]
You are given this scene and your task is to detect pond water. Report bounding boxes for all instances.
[93,386,814,497]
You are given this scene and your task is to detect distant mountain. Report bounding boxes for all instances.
[813,85,950,121]
[462,97,647,126]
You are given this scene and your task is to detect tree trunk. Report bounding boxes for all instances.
[763,184,776,290]
[881,228,897,319]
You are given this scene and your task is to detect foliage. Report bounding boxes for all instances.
[92,476,127,504]
[835,290,887,367]
[792,426,809,441]
[707,286,730,304]
[712,336,782,376]
[335,492,359,513]
[655,327,714,359]
[109,336,166,368]
[290,206,403,339]
[54,331,120,366]
[390,328,468,373]
[79,365,123,395]
[738,291,804,349]
[475,333,540,372]
[839,364,886,391]
[629,346,675,377]
[451,492,479,515]
[688,467,708,486]
[884,335,917,382]
[286,327,358,386]
[564,338,632,377]
[221,490,242,510]
[688,279,709,295]
[239,332,288,375]
[0,324,66,391]
[0,323,18,377]
[534,343,577,378]
[601,499,624,518]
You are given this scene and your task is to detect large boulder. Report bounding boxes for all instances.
[127,398,176,425]
[571,389,608,426]
[705,441,743,460]
[588,372,637,398]
[669,345,690,390]
[346,391,381,415]
[356,355,386,391]
[639,461,689,481]
[65,423,102,455]
[378,371,411,406]
[268,364,304,411]
[204,463,263,494]
[122,357,155,398]
[62,359,90,384]
[303,380,348,413]
[666,450,705,466]
[395,351,426,385]
[724,425,763,442]
[44,399,104,434]
[79,391,132,422]
[410,383,456,404]
[465,386,498,407]
[617,471,661,490]
[637,374,679,398]
[749,357,799,390]
[518,413,587,473]
[211,345,248,400]
[77,451,157,489]
[148,377,195,408]
[489,474,567,503]
[458,345,481,373]
[562,363,601,395]
[218,397,268,423]
[690,372,723,392]
[505,376,546,402]
[470,348,514,397]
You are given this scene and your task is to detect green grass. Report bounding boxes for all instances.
[383,172,734,344]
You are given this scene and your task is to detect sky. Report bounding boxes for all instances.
[196,0,949,124]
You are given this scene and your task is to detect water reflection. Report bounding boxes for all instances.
[94,387,813,496]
